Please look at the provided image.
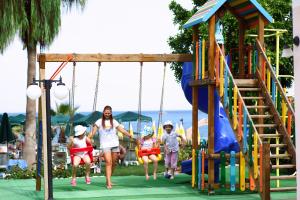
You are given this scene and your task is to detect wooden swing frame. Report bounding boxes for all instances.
[36,53,192,199]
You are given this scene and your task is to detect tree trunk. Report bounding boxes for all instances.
[23,45,37,169]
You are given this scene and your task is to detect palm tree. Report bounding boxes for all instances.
[55,102,79,116]
[0,0,85,168]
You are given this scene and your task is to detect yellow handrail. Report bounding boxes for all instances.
[256,39,295,116]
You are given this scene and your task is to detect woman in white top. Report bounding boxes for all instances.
[89,105,132,189]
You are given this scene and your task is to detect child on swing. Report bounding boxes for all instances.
[68,125,92,186]
[162,120,185,179]
[137,126,159,180]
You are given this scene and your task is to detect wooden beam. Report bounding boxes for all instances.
[38,58,49,200]
[239,22,245,77]
[189,79,216,87]
[261,142,270,200]
[192,25,199,150]
[191,25,199,189]
[208,15,216,194]
[258,14,265,135]
[36,56,45,192]
[37,53,192,62]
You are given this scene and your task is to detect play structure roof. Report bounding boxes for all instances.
[183,0,273,29]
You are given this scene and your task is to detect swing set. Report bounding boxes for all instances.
[35,53,192,199]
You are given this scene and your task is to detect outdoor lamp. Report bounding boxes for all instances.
[26,82,42,100]
[282,44,293,58]
[26,77,68,100]
[26,76,67,200]
[53,82,68,100]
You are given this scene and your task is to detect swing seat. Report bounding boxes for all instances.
[135,147,162,164]
[70,144,93,165]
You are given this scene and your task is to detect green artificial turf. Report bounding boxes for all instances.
[0,173,296,200]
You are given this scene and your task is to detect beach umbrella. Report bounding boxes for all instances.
[114,111,152,123]
[157,123,163,140]
[129,123,134,137]
[73,113,85,121]
[74,111,102,126]
[175,123,180,133]
[0,113,16,144]
[179,122,186,140]
[152,120,157,138]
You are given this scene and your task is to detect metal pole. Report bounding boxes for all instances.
[44,80,53,200]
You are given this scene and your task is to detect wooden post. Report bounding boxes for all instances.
[192,25,199,188]
[36,57,45,191]
[258,14,265,135]
[192,25,199,150]
[239,22,245,77]
[208,15,216,194]
[261,142,270,200]
[39,55,49,199]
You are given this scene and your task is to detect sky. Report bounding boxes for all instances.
[0,0,194,113]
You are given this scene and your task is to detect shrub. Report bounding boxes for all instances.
[178,145,192,162]
[6,166,35,179]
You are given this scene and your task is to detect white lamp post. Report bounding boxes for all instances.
[26,77,68,200]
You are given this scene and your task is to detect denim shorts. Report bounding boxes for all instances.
[101,146,120,153]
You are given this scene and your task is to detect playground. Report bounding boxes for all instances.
[0,0,298,200]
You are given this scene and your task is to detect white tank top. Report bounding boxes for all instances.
[73,136,87,156]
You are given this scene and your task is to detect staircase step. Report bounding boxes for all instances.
[270,154,291,159]
[255,124,277,128]
[272,164,296,169]
[239,88,261,91]
[250,114,272,119]
[243,96,264,100]
[259,134,282,138]
[270,175,296,180]
[270,187,297,192]
[235,79,258,87]
[270,144,287,148]
[258,154,291,159]
[246,105,269,109]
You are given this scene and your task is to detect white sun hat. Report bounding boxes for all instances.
[163,120,173,129]
[141,126,153,138]
[74,125,87,136]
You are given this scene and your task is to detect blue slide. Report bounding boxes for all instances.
[180,62,239,178]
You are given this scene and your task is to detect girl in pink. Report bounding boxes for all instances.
[162,120,185,179]
[138,126,158,180]
[68,125,92,186]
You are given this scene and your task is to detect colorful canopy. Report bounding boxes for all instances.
[183,0,273,29]
[114,111,152,123]
[74,111,102,126]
